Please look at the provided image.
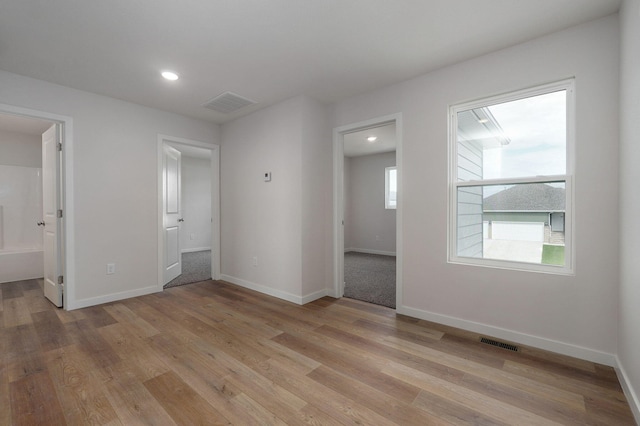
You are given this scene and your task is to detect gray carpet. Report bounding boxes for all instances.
[164,250,212,289]
[344,252,396,308]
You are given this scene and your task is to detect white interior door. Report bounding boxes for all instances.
[42,124,63,307]
[163,144,182,284]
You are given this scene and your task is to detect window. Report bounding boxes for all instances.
[448,80,573,274]
[385,166,397,209]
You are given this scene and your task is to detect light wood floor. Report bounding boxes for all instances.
[1,278,636,425]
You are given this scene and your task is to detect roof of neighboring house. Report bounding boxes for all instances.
[483,183,565,211]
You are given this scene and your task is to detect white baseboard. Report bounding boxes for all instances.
[181,247,211,253]
[220,274,327,305]
[615,356,640,425]
[345,247,396,257]
[397,304,617,367]
[301,288,328,304]
[67,285,159,310]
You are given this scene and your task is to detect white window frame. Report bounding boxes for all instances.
[385,166,397,209]
[448,79,575,275]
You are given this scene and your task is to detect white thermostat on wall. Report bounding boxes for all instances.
[264,172,272,182]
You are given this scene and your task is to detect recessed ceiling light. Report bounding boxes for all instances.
[477,118,489,124]
[367,136,377,142]
[161,71,179,81]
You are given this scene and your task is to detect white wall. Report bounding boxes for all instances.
[0,70,219,308]
[220,95,331,303]
[345,151,396,255]
[180,156,212,252]
[220,97,304,300]
[0,129,42,167]
[331,15,620,364]
[300,97,332,300]
[618,0,640,419]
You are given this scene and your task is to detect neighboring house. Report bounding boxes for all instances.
[483,183,565,244]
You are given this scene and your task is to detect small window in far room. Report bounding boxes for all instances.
[385,166,397,209]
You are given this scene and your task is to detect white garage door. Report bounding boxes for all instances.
[491,221,544,242]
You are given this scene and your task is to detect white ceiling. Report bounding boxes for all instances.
[0,1,621,125]
[0,114,54,135]
[344,123,396,157]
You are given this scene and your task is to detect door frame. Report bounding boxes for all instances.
[157,134,221,291]
[332,113,403,307]
[0,103,74,309]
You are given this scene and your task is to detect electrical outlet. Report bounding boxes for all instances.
[106,263,116,275]
[252,256,258,267]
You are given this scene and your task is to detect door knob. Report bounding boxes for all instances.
[178,218,185,222]
[37,221,45,226]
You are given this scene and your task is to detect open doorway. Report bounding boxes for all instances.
[343,124,397,307]
[0,107,71,309]
[157,135,220,291]
[333,114,402,309]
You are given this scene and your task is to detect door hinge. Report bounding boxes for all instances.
[58,275,64,285]
[57,142,63,151]
[57,209,63,218]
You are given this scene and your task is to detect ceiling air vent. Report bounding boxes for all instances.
[203,92,257,114]
[480,337,519,352]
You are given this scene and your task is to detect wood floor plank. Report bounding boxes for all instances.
[383,360,563,426]
[503,360,635,414]
[31,309,73,352]
[10,370,66,425]
[101,362,178,426]
[7,351,47,383]
[1,281,24,300]
[64,319,122,369]
[258,357,399,426]
[321,321,587,414]
[0,342,11,426]
[3,297,33,327]
[102,303,160,339]
[1,279,635,425]
[190,338,310,422]
[24,289,54,314]
[144,370,231,425]
[5,323,42,364]
[43,345,122,425]
[146,334,256,425]
[98,323,169,382]
[273,331,423,404]
[307,364,448,426]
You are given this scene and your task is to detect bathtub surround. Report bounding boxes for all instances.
[0,165,43,251]
[0,249,44,283]
[0,165,44,283]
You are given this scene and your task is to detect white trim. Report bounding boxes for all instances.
[0,103,75,311]
[220,274,325,305]
[456,174,568,187]
[345,248,397,257]
[615,356,640,425]
[157,135,221,293]
[448,79,575,276]
[72,285,159,310]
[301,288,329,304]
[397,304,616,366]
[181,247,212,254]
[333,113,403,302]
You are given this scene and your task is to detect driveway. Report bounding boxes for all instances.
[483,239,543,263]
